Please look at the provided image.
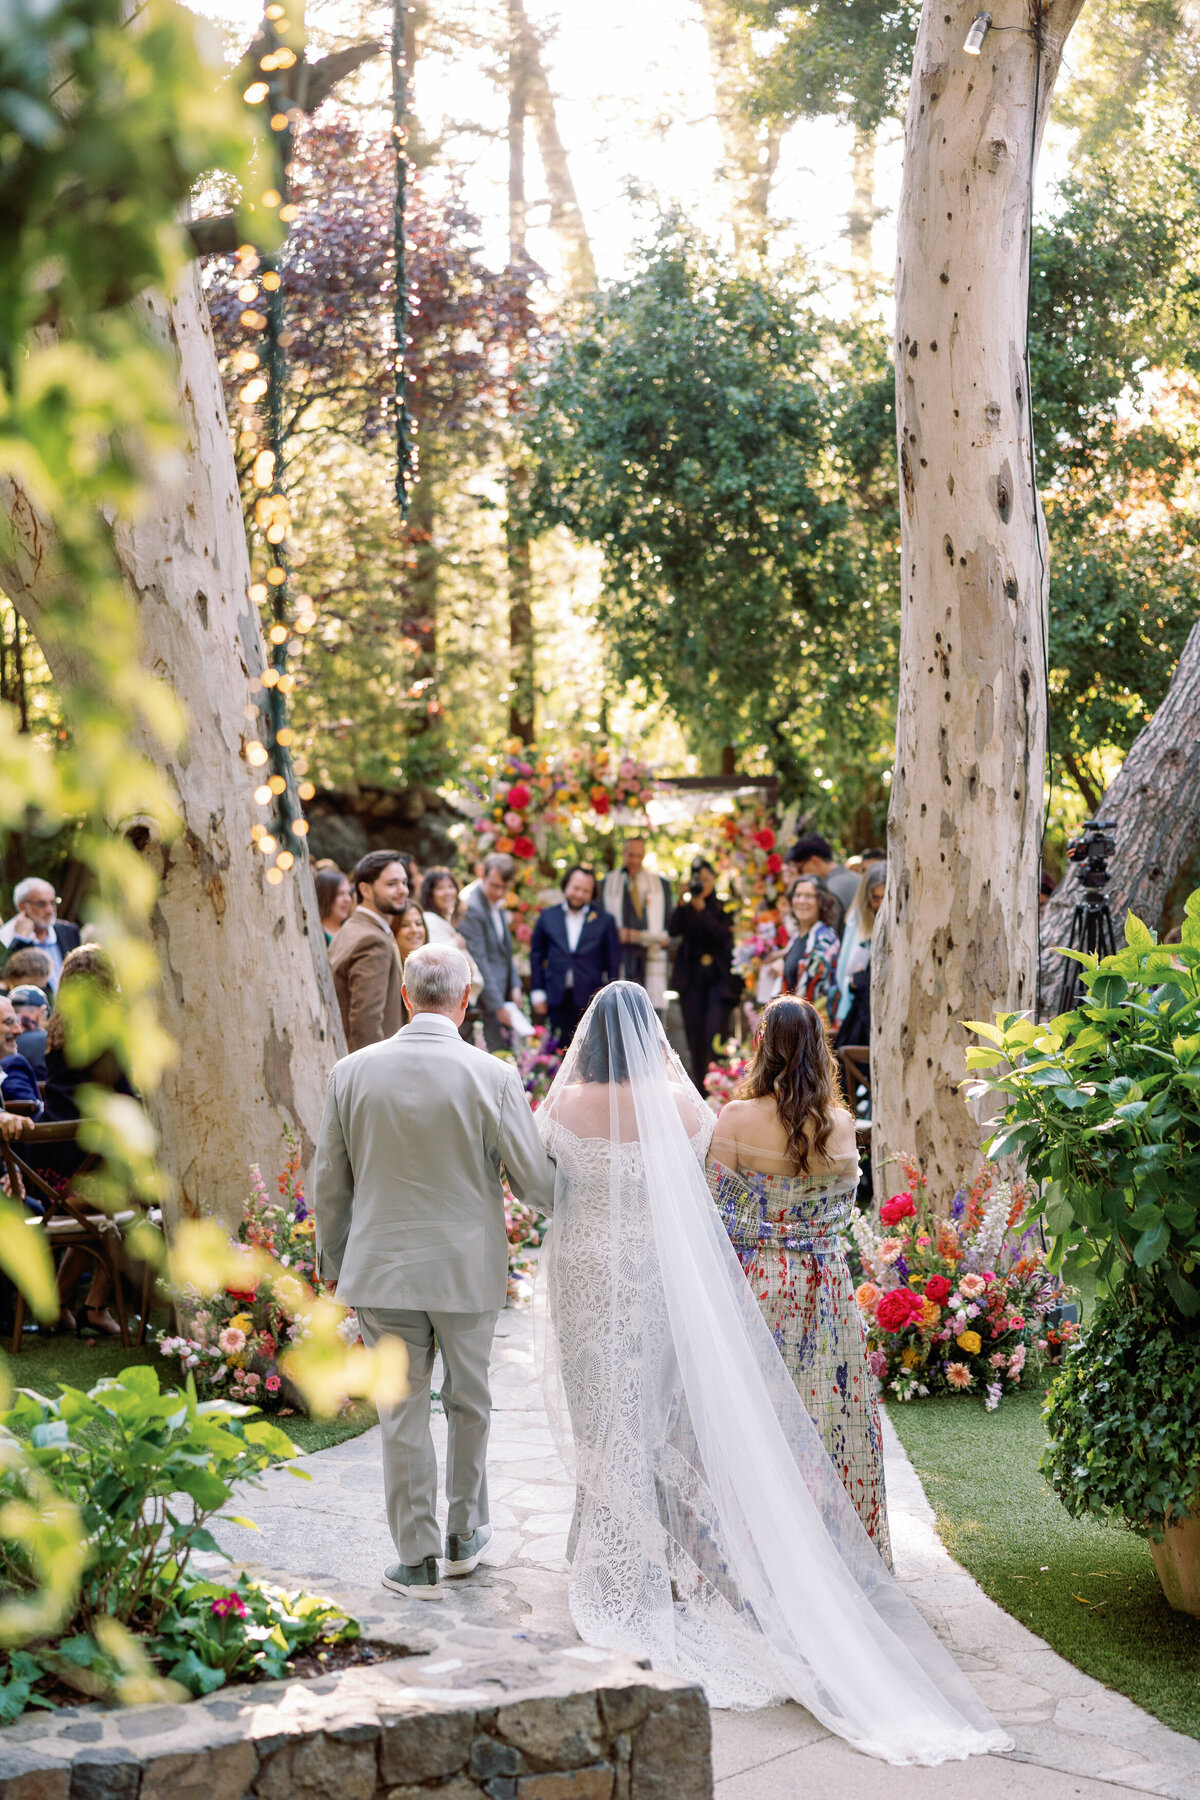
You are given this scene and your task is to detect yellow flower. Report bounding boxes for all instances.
[901,1347,923,1369]
[956,1329,982,1355]
[229,1311,254,1334]
[920,1299,942,1329]
[293,1218,316,1238]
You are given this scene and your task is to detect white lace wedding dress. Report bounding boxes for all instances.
[534,982,1011,1766]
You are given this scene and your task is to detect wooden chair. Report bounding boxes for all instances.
[840,1044,871,1116]
[0,1122,156,1352]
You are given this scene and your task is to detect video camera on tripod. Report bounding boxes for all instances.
[1055,817,1119,1014]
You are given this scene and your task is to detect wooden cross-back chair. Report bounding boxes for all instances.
[0,1119,155,1353]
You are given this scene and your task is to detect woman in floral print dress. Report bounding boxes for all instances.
[706,996,891,1565]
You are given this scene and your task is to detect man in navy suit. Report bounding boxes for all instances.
[530,866,620,1047]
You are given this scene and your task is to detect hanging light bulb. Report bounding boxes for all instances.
[964,11,991,53]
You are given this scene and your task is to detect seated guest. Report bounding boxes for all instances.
[315,867,352,945]
[28,946,138,1336]
[781,878,840,1015]
[530,866,620,1047]
[0,880,82,981]
[8,984,49,1079]
[329,851,409,1051]
[1,946,55,1001]
[0,994,42,1111]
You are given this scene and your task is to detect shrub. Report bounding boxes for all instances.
[0,1366,356,1713]
[966,888,1200,1314]
[1041,1295,1200,1540]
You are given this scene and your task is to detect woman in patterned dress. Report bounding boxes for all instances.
[706,995,891,1564]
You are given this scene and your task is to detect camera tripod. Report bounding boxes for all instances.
[1055,818,1118,1015]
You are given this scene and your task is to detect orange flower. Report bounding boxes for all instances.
[855,1282,881,1312]
[920,1298,942,1328]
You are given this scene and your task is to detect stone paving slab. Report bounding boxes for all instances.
[202,1304,1200,1800]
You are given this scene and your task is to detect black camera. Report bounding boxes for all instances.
[1064,818,1116,890]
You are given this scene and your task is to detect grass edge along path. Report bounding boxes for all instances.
[5,1332,377,1455]
[886,1379,1200,1742]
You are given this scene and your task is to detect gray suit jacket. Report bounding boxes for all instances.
[313,1015,555,1311]
[458,888,515,1019]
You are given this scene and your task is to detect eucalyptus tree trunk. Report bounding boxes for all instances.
[0,265,345,1226]
[873,0,1086,1193]
[697,0,780,258]
[507,0,535,744]
[522,22,596,296]
[1039,618,1200,1010]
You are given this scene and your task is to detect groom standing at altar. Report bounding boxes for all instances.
[602,837,673,1016]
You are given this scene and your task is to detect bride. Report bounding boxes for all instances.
[534,980,1009,1767]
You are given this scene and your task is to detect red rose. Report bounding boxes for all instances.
[507,783,532,809]
[880,1193,917,1226]
[875,1288,924,1333]
[924,1275,952,1304]
[766,854,782,873]
[513,835,536,859]
[754,828,776,850]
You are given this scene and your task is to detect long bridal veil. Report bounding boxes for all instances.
[534,981,1009,1766]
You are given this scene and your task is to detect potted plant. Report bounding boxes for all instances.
[966,887,1200,1612]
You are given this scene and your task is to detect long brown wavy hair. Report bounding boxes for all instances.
[735,995,842,1173]
[45,944,117,1054]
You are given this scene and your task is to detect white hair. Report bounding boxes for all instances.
[13,878,52,908]
[402,943,471,1012]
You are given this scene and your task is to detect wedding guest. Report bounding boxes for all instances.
[833,860,886,1047]
[0,995,41,1111]
[29,946,137,1337]
[1,946,55,999]
[601,837,673,1014]
[315,868,353,945]
[0,879,82,981]
[459,854,522,1051]
[530,867,620,1047]
[7,983,49,1079]
[788,835,858,920]
[394,904,430,1020]
[418,869,483,1013]
[668,860,735,1091]
[707,995,890,1560]
[329,852,409,1051]
[781,878,839,1011]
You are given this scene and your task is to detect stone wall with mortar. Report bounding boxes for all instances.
[0,1583,712,1800]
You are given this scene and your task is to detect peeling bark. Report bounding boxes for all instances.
[1039,618,1200,1010]
[0,265,345,1226]
[873,0,1086,1192]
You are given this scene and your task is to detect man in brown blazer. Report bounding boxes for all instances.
[329,851,409,1050]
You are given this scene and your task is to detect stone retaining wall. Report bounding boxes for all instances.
[0,1584,712,1800]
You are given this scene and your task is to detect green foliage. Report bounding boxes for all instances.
[967,889,1200,1315]
[0,1365,358,1714]
[732,0,920,131]
[525,221,898,835]
[1041,1295,1200,1538]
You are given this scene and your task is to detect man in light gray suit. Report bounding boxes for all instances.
[313,942,556,1600]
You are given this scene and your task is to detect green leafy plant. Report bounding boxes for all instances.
[1041,1294,1200,1539]
[966,887,1200,1314]
[0,1365,357,1714]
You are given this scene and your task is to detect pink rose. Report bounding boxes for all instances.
[880,1193,916,1227]
[875,1288,924,1333]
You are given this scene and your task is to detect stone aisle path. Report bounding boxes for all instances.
[214,1305,1200,1800]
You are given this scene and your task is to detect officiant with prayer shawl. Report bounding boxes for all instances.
[602,837,673,1013]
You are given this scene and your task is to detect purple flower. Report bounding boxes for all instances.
[894,1256,909,1279]
[951,1190,967,1221]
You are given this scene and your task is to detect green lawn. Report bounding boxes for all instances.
[5,1330,376,1456]
[887,1379,1200,1741]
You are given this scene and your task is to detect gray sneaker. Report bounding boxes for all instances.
[382,1555,443,1601]
[443,1523,492,1577]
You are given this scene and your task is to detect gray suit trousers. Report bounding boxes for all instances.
[356,1307,497,1564]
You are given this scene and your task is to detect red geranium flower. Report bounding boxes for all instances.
[513,835,536,859]
[880,1192,917,1226]
[754,828,776,850]
[875,1288,924,1332]
[766,854,782,873]
[923,1275,952,1305]
[507,782,532,809]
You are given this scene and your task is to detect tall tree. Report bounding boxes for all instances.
[506,0,536,744]
[872,0,1086,1193]
[697,0,781,257]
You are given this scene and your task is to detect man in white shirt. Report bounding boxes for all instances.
[601,838,673,1013]
[529,866,620,1046]
[0,879,82,981]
